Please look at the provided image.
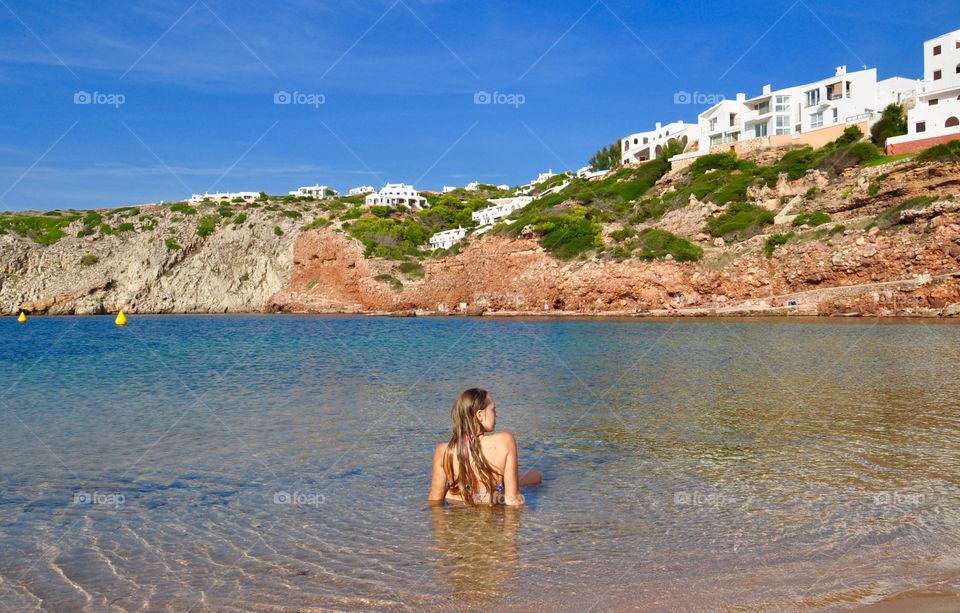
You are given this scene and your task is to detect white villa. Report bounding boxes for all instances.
[442,186,457,193]
[289,184,337,198]
[576,166,608,179]
[348,186,375,196]
[465,181,480,191]
[188,191,259,203]
[472,196,533,226]
[429,227,466,250]
[532,170,556,184]
[887,28,960,154]
[621,120,700,165]
[693,66,914,159]
[497,184,510,190]
[364,183,429,209]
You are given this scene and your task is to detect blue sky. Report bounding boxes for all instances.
[0,0,955,210]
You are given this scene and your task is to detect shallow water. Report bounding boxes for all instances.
[0,315,958,611]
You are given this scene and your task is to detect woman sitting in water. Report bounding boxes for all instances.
[428,388,542,506]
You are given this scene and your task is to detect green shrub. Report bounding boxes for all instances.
[535,208,603,260]
[792,211,831,227]
[916,139,960,161]
[218,206,234,218]
[340,208,362,221]
[301,217,330,231]
[80,253,98,266]
[371,205,392,218]
[705,202,775,240]
[763,232,795,257]
[609,226,636,242]
[588,140,622,171]
[876,196,937,229]
[282,210,302,219]
[374,273,403,291]
[170,202,198,215]
[116,222,135,233]
[630,228,703,262]
[165,238,181,251]
[100,223,115,235]
[870,104,907,146]
[0,212,80,245]
[232,212,248,225]
[196,215,219,237]
[398,261,425,278]
[868,183,881,196]
[274,226,284,236]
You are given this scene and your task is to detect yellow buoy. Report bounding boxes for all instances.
[17,311,27,323]
[115,310,128,327]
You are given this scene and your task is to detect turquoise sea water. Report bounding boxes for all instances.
[1,315,959,611]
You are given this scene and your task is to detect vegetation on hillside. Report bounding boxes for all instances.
[870,104,908,146]
[588,140,622,171]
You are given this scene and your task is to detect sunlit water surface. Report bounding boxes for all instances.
[1,315,959,611]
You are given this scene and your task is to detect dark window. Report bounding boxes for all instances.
[633,138,638,145]
[930,98,939,106]
[917,122,927,133]
[933,45,942,55]
[934,70,942,80]
[956,63,960,74]
[946,117,959,128]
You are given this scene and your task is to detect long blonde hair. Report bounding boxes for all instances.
[443,388,501,505]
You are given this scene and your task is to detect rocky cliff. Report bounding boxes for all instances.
[4,150,960,318]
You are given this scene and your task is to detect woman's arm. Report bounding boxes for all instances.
[501,433,523,506]
[427,443,450,505]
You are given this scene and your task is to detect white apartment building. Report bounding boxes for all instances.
[621,120,700,164]
[189,191,259,203]
[696,66,915,157]
[364,183,429,209]
[888,28,960,154]
[348,186,375,196]
[429,227,466,250]
[471,196,533,226]
[289,184,337,198]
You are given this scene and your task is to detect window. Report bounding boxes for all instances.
[730,113,738,127]
[832,108,839,123]
[930,98,939,106]
[633,138,638,144]
[934,70,942,80]
[917,122,926,133]
[775,95,791,113]
[775,115,791,135]
[947,117,960,128]
[811,111,824,129]
[827,82,843,101]
[756,100,770,114]
[643,137,649,144]
[805,89,820,107]
[709,118,718,131]
[754,123,768,137]
[956,63,960,74]
[933,45,942,56]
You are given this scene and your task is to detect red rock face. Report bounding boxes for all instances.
[269,210,960,317]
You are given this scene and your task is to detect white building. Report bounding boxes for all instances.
[472,196,533,226]
[465,181,480,191]
[497,184,510,190]
[531,170,556,184]
[289,184,337,198]
[576,166,609,179]
[887,28,960,154]
[348,186,375,196]
[429,227,466,250]
[189,191,259,203]
[364,183,429,210]
[442,186,457,193]
[695,66,915,157]
[621,120,700,165]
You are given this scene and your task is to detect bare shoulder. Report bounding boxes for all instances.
[433,442,448,458]
[485,431,516,448]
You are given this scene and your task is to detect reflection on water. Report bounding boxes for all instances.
[430,505,521,603]
[0,315,958,611]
